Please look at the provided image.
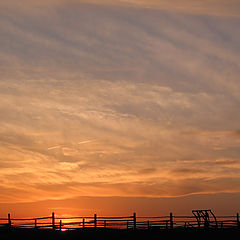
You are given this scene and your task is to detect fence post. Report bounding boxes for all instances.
[147,220,150,230]
[166,220,168,229]
[104,220,107,229]
[237,213,240,228]
[170,212,173,229]
[8,213,11,227]
[59,220,62,231]
[82,218,85,229]
[52,212,55,230]
[133,212,136,230]
[126,221,129,229]
[94,214,97,229]
[35,219,37,229]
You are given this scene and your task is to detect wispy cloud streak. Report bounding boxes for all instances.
[0,0,240,204]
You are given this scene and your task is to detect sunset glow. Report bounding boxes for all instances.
[0,0,240,217]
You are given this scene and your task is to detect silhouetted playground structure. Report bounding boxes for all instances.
[0,209,240,231]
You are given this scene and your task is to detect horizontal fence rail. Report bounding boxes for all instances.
[0,212,240,231]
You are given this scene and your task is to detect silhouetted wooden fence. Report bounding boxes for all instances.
[0,212,240,231]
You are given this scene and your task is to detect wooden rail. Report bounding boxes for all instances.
[0,212,240,231]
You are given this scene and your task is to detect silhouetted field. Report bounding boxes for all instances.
[0,228,240,240]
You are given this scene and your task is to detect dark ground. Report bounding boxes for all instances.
[0,228,239,240]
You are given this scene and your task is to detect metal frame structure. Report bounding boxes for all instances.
[192,210,218,229]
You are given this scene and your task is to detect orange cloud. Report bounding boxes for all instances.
[0,0,240,216]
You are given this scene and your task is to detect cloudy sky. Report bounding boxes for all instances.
[0,0,240,216]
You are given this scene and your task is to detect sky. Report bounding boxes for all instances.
[0,0,240,218]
